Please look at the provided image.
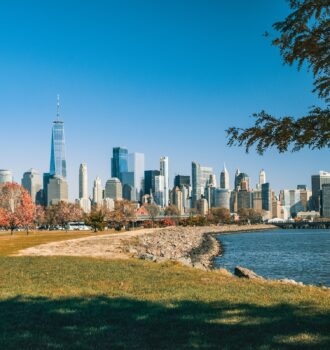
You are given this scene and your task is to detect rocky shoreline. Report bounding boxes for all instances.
[130,224,275,270]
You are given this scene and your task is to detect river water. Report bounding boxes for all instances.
[214,229,330,287]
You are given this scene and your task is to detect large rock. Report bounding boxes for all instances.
[234,266,263,279]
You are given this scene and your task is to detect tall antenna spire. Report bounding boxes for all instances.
[56,94,60,121]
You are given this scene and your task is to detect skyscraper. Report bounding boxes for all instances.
[128,152,145,199]
[192,161,201,208]
[144,170,160,196]
[259,169,266,185]
[0,169,13,184]
[50,96,67,178]
[47,176,68,206]
[79,163,88,199]
[220,164,230,190]
[92,177,103,206]
[105,178,123,200]
[111,147,128,181]
[174,175,190,188]
[235,172,250,190]
[234,169,241,189]
[160,156,169,206]
[21,169,42,204]
[261,182,272,212]
[321,184,330,218]
[154,175,165,207]
[79,163,90,213]
[213,188,230,209]
[311,171,330,211]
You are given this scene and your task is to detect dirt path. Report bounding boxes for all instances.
[14,228,161,259]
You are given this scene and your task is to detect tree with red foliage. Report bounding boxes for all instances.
[45,202,83,230]
[34,205,46,229]
[0,183,36,234]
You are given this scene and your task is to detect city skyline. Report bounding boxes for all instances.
[0,0,328,199]
[0,111,328,201]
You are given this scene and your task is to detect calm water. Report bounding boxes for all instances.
[214,229,330,286]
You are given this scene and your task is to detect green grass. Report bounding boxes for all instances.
[0,232,329,349]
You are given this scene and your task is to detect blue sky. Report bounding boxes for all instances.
[0,0,327,199]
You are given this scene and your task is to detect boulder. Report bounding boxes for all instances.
[234,266,263,279]
[279,278,304,286]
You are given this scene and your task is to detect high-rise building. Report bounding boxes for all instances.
[79,163,88,199]
[92,177,103,206]
[172,187,184,215]
[111,147,128,181]
[121,171,135,187]
[192,162,202,208]
[197,198,209,216]
[311,171,330,211]
[213,189,230,209]
[154,175,165,207]
[160,156,169,206]
[235,171,250,191]
[321,184,330,217]
[237,190,253,210]
[200,166,213,192]
[47,176,68,206]
[261,182,272,212]
[174,175,190,188]
[144,170,160,196]
[50,96,67,178]
[0,169,12,184]
[208,174,217,188]
[43,173,51,206]
[21,169,42,204]
[78,163,90,213]
[253,189,262,213]
[220,164,230,190]
[259,169,266,185]
[280,189,304,217]
[105,178,122,200]
[128,152,145,199]
[234,169,241,189]
[181,185,191,212]
[123,184,134,201]
[298,187,312,211]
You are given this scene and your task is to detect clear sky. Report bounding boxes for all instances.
[0,0,327,199]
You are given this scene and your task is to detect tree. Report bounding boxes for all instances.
[227,0,330,154]
[107,200,136,230]
[210,208,231,224]
[238,208,263,224]
[45,202,83,230]
[145,204,160,227]
[85,209,106,232]
[0,183,35,234]
[164,205,180,217]
[34,205,46,229]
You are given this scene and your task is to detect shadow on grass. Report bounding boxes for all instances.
[0,296,329,349]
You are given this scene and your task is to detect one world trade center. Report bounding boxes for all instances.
[49,96,67,178]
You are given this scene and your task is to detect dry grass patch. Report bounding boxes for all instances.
[0,230,113,256]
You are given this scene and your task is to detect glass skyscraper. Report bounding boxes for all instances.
[111,147,128,181]
[49,120,67,178]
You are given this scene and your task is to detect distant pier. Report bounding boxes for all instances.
[272,221,330,229]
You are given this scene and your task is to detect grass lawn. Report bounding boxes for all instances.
[0,231,329,349]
